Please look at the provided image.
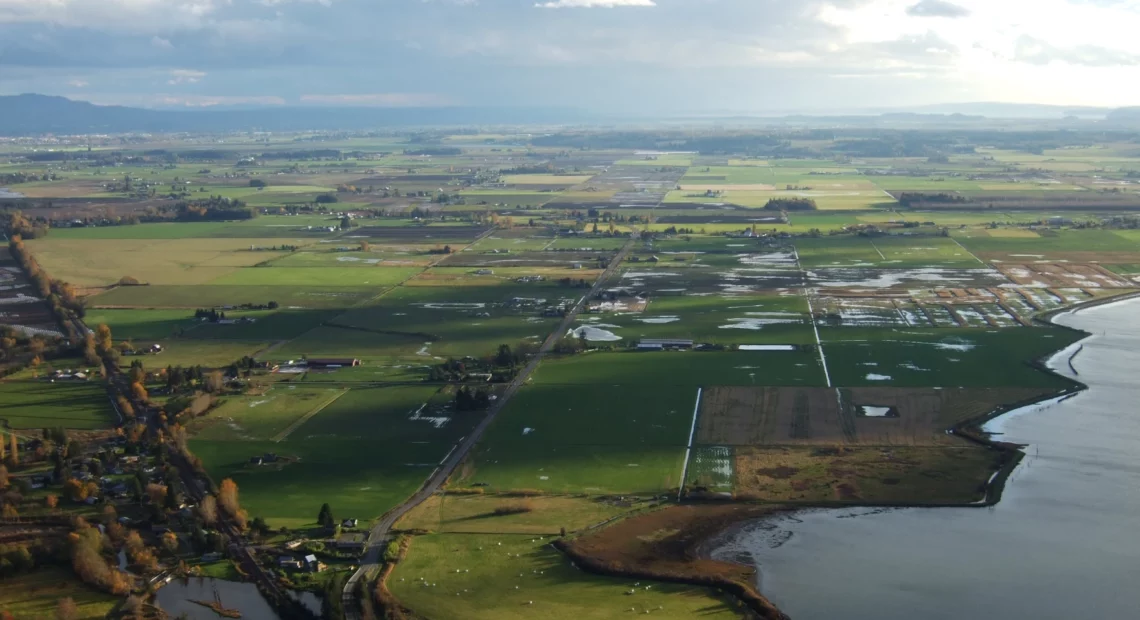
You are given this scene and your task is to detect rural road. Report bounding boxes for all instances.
[342,233,638,619]
[75,308,289,606]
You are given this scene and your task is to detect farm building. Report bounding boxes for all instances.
[638,338,694,350]
[335,533,367,551]
[279,556,303,570]
[303,554,323,572]
[306,358,361,368]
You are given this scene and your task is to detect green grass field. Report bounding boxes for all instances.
[192,385,477,527]
[398,494,637,535]
[820,327,1082,388]
[92,284,375,309]
[0,569,120,620]
[0,378,115,429]
[389,534,743,620]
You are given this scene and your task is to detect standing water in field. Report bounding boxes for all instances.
[710,297,1140,619]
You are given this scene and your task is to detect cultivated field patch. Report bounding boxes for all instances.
[0,377,114,429]
[696,386,1055,446]
[732,445,1004,503]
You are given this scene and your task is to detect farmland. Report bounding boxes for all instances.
[2,126,1138,620]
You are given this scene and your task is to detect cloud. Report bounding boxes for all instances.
[906,0,970,18]
[67,79,88,87]
[5,0,1140,112]
[167,69,206,84]
[536,0,655,8]
[298,93,453,107]
[1013,36,1140,67]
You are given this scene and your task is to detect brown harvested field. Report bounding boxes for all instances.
[996,262,1134,288]
[698,387,844,445]
[698,386,1055,446]
[732,445,1008,503]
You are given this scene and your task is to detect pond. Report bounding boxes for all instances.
[155,577,322,620]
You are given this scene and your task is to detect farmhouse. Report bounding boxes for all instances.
[306,358,361,368]
[638,338,694,350]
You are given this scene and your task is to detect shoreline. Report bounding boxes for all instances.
[688,292,1140,612]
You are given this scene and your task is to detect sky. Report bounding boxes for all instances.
[2,0,1140,113]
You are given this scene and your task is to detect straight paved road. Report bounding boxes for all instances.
[342,235,637,619]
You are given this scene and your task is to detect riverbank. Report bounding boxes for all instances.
[705,295,1140,619]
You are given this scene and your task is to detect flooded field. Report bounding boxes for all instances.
[709,297,1140,619]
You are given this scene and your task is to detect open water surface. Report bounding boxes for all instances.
[710,298,1140,619]
[156,577,321,620]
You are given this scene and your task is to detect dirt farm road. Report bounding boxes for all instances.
[342,234,638,619]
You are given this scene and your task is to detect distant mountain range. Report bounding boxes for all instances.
[0,94,590,135]
[0,94,1132,135]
